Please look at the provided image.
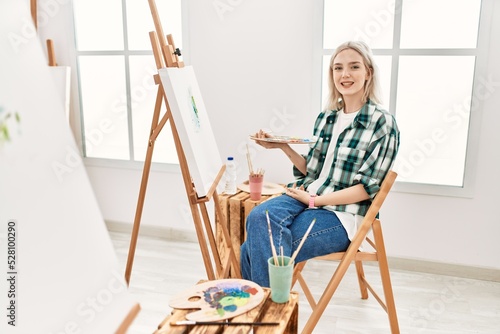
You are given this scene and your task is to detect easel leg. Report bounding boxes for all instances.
[200,202,223,276]
[124,86,163,285]
[189,202,216,280]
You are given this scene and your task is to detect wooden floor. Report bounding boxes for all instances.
[111,230,500,334]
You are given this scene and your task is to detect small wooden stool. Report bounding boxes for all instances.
[155,288,299,334]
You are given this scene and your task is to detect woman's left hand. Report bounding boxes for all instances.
[285,184,309,205]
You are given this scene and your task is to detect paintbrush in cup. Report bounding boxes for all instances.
[266,210,279,266]
[280,246,284,266]
[290,218,316,264]
[246,144,254,175]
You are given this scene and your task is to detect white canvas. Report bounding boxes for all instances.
[0,2,138,333]
[159,66,223,197]
[49,66,71,122]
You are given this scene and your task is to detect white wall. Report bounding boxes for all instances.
[38,0,500,270]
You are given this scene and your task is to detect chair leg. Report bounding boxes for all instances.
[372,219,400,334]
[292,261,306,286]
[301,248,359,334]
[297,272,317,309]
[293,261,317,309]
[355,260,369,299]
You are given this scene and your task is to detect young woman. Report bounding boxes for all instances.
[240,41,400,287]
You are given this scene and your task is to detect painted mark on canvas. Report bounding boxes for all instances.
[188,86,201,131]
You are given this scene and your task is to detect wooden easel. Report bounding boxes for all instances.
[30,0,37,30]
[46,39,57,66]
[124,0,240,285]
[29,0,57,66]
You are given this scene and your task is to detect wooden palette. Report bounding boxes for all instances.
[169,279,265,322]
[250,135,317,144]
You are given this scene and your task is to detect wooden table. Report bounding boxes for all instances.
[217,190,282,277]
[154,288,299,334]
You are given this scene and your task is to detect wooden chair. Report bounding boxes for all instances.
[292,170,400,334]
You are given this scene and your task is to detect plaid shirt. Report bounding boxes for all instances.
[292,100,400,216]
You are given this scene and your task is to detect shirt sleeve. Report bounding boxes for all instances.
[292,155,307,178]
[353,114,400,199]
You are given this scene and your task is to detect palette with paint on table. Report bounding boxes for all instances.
[168,279,265,322]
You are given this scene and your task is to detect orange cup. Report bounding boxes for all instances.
[249,174,264,201]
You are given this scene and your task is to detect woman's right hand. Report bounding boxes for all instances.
[252,129,307,174]
[252,129,288,149]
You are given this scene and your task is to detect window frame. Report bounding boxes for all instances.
[317,0,493,198]
[72,0,188,170]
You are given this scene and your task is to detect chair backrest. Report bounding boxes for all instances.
[365,170,397,221]
[347,170,397,252]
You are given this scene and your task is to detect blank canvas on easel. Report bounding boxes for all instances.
[0,2,139,332]
[159,66,223,198]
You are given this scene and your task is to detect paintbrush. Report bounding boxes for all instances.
[290,218,316,263]
[170,320,280,326]
[265,210,279,266]
[280,245,284,266]
[246,144,254,175]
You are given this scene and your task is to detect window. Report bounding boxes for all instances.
[73,0,183,164]
[322,0,489,196]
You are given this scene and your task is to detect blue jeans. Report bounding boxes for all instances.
[240,195,350,287]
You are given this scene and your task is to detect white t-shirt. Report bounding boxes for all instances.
[307,109,363,241]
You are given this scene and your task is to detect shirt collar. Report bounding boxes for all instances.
[353,101,373,129]
[330,100,374,129]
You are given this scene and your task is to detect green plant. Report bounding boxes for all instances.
[0,106,21,143]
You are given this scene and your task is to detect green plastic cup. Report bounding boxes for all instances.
[268,256,294,303]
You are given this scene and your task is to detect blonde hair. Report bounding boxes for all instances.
[324,41,382,111]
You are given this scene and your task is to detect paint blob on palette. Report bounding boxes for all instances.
[169,279,265,321]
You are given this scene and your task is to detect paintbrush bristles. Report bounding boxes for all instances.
[265,210,279,266]
[251,168,265,176]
